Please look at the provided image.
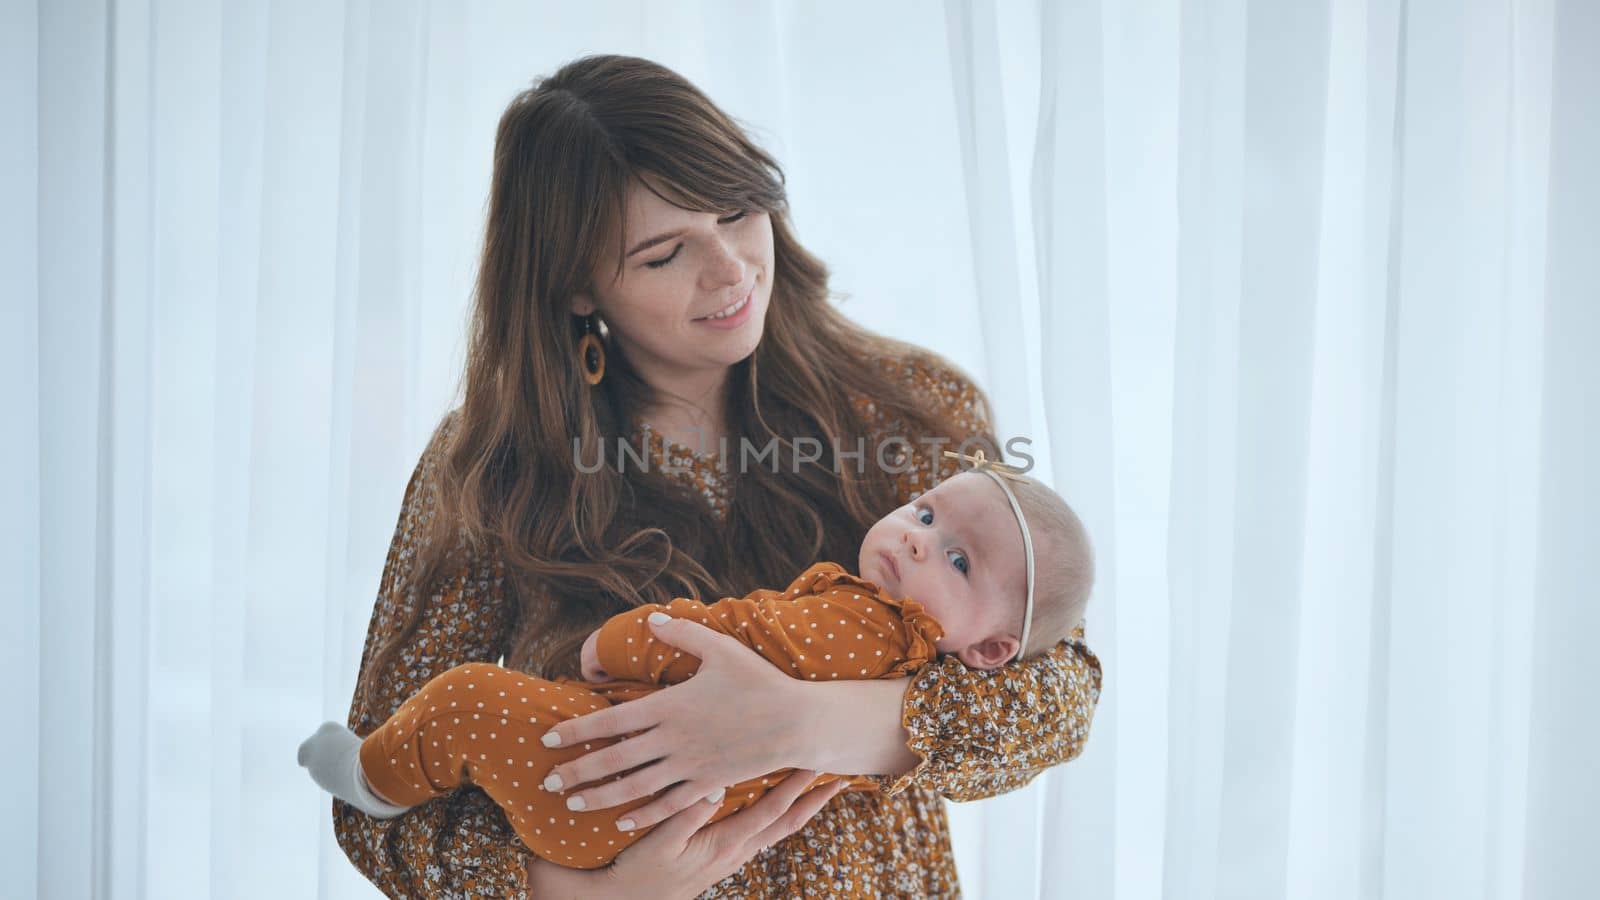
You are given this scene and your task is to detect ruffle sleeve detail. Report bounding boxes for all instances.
[793,561,882,596]
[884,597,944,677]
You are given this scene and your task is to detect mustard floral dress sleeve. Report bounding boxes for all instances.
[868,353,1104,802]
[332,416,534,898]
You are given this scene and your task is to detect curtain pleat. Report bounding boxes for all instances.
[35,3,112,900]
[1033,0,1121,896]
[5,0,44,895]
[18,0,1596,896]
[1525,0,1600,894]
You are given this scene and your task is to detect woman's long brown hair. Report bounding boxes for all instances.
[362,55,982,689]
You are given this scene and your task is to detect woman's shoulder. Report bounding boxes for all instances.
[858,339,994,439]
[432,406,466,448]
[391,408,485,554]
[397,409,463,501]
[863,336,968,383]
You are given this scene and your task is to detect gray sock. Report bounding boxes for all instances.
[297,721,412,819]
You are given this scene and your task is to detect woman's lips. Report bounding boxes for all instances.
[693,287,755,330]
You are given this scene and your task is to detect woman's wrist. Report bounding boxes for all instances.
[528,838,726,900]
[526,857,608,899]
[793,677,920,777]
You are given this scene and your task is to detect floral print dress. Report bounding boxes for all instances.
[333,352,1103,898]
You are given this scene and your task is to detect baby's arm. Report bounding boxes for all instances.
[594,565,925,684]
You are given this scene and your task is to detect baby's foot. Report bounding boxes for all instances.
[297,722,410,818]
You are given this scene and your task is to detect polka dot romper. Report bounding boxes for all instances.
[358,564,945,868]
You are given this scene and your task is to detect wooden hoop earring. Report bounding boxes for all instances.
[577,318,605,386]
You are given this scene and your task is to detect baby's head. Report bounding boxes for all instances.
[858,469,1093,670]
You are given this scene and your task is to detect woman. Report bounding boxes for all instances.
[335,54,1101,898]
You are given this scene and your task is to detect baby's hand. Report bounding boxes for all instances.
[579,629,612,682]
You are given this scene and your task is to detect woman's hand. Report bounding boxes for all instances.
[579,628,611,682]
[526,769,846,899]
[537,616,817,829]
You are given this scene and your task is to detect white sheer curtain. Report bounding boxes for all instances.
[13,0,1597,897]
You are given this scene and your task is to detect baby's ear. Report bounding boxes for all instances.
[958,634,1020,670]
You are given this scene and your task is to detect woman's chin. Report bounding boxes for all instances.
[714,334,765,367]
[714,304,767,359]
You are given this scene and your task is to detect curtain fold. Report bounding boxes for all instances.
[18,0,1595,897]
[1525,0,1600,893]
[5,0,44,893]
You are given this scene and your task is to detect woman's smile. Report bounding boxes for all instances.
[692,285,755,329]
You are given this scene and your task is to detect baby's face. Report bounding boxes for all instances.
[857,472,1028,669]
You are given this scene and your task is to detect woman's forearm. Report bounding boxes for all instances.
[796,677,921,778]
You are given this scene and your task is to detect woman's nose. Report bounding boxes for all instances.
[701,238,745,287]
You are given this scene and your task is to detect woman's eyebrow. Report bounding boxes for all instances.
[627,229,684,257]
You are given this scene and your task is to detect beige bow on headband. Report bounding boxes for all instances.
[941,449,1035,663]
[942,448,1028,478]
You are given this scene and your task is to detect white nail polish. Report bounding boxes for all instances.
[543,773,563,792]
[566,796,586,811]
[541,731,562,748]
[616,818,636,831]
[648,611,670,625]
[706,788,726,804]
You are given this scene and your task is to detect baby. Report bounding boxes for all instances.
[299,453,1093,869]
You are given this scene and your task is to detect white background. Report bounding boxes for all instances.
[8,0,1598,897]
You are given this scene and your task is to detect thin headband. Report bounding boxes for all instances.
[943,450,1034,664]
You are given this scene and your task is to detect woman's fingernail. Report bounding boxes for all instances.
[543,773,564,792]
[616,818,636,831]
[647,611,671,625]
[541,731,562,748]
[706,788,726,804]
[566,796,587,811]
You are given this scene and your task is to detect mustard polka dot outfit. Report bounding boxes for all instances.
[333,352,1102,898]
[359,563,943,868]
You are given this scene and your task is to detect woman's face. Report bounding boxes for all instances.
[574,178,775,393]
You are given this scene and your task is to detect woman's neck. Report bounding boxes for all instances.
[638,367,732,456]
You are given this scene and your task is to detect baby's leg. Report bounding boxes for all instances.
[358,663,657,868]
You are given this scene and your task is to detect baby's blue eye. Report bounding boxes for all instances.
[917,508,934,525]
[947,550,969,575]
